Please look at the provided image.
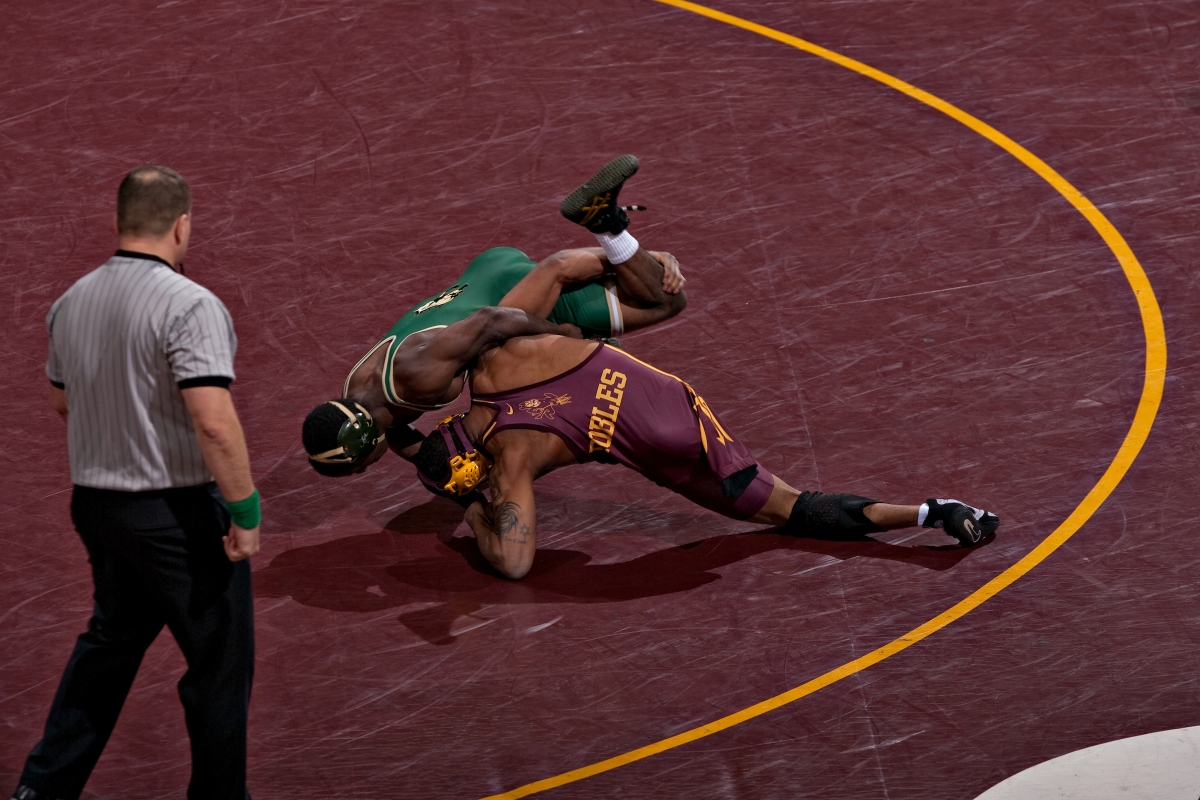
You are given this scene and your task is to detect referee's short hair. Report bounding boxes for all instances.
[117,165,191,237]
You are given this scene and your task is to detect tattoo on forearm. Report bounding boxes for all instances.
[495,501,529,544]
[495,501,518,532]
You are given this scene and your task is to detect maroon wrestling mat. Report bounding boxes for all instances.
[2,1,1198,798]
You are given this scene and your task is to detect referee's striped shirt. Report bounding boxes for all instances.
[46,250,237,491]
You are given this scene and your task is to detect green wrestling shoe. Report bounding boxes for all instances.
[561,154,640,234]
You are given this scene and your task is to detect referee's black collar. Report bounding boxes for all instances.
[115,249,175,270]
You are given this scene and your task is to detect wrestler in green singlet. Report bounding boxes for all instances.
[343,246,623,410]
[305,154,689,478]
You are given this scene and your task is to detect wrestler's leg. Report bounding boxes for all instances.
[749,473,994,544]
[498,249,606,318]
[749,474,918,530]
[608,248,677,307]
[532,250,686,337]
[748,475,799,526]
[618,294,688,333]
[498,247,684,320]
[610,250,688,332]
[863,503,921,528]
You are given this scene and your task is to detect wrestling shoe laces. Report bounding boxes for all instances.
[922,498,999,546]
[561,154,642,234]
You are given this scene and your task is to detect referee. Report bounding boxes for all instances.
[12,166,259,800]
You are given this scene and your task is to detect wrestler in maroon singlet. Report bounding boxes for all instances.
[472,344,775,519]
[414,335,1000,580]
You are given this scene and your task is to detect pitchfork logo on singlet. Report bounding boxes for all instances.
[519,393,572,420]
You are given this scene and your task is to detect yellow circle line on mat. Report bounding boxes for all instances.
[480,3,1168,798]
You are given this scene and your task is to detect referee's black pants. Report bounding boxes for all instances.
[19,484,254,800]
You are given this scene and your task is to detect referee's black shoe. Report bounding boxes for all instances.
[922,498,998,546]
[561,154,640,235]
[12,786,64,800]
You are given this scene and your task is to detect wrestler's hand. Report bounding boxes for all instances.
[465,500,486,524]
[555,322,584,339]
[651,251,686,295]
[224,523,260,562]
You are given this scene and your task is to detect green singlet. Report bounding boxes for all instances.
[344,247,622,411]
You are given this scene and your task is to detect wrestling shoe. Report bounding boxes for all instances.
[561,154,640,234]
[922,498,998,546]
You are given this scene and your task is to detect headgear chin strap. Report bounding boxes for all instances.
[418,415,492,498]
[309,400,384,467]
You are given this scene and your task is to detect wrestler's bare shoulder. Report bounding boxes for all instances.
[474,336,598,394]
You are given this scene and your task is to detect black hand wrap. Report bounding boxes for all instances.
[385,423,425,451]
[785,491,883,540]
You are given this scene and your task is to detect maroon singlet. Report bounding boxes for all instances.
[472,344,774,519]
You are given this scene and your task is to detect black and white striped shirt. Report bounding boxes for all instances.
[46,251,237,491]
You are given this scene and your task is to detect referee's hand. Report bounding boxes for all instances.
[224,524,261,562]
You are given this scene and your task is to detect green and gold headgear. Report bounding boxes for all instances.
[303,399,385,477]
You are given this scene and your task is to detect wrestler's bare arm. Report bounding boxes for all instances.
[464,450,539,580]
[651,251,686,295]
[498,250,609,318]
[610,249,688,332]
[497,249,684,320]
[390,307,582,405]
[608,247,674,308]
[386,429,424,462]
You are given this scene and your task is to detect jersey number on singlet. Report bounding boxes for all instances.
[588,369,627,453]
[415,284,468,314]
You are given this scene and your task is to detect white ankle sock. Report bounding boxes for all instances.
[595,230,639,264]
[917,502,930,527]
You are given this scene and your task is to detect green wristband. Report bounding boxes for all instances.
[225,489,261,529]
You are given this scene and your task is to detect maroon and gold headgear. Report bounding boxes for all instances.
[416,415,492,498]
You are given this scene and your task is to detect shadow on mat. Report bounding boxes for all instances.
[256,498,988,644]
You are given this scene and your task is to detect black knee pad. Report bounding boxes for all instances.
[786,491,882,539]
